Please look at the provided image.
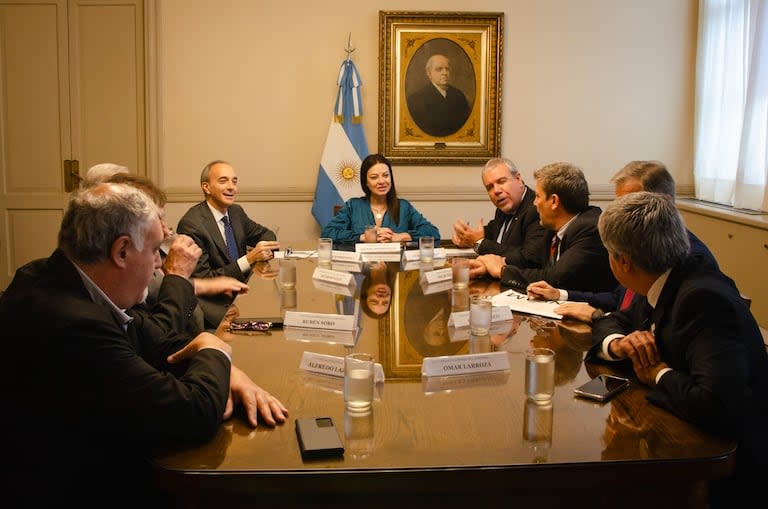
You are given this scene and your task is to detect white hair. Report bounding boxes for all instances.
[81,163,129,187]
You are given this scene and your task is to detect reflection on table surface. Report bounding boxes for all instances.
[153,250,734,507]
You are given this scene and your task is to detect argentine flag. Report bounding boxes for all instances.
[311,59,369,228]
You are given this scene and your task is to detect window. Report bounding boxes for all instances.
[694,0,767,212]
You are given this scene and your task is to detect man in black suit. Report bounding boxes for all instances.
[177,160,279,326]
[589,191,767,508]
[452,157,546,268]
[0,183,285,506]
[469,161,617,293]
[407,54,471,137]
[526,160,719,322]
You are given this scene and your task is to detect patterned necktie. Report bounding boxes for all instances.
[549,235,560,266]
[222,215,239,261]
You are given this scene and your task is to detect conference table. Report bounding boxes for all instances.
[150,244,735,508]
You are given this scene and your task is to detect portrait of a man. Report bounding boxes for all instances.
[406,48,474,138]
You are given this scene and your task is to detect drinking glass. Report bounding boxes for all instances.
[419,236,434,263]
[317,237,332,266]
[525,348,555,403]
[344,353,374,412]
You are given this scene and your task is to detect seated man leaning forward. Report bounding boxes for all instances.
[469,161,617,294]
[587,191,767,508]
[452,157,546,268]
[0,183,287,506]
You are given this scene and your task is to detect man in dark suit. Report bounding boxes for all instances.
[452,157,546,269]
[0,183,233,506]
[526,160,719,322]
[406,54,471,137]
[589,191,767,508]
[177,160,279,326]
[469,161,617,293]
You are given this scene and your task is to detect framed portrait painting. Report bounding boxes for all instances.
[378,11,503,165]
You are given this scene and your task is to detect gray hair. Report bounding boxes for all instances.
[598,191,689,274]
[610,160,676,201]
[59,183,160,264]
[200,159,230,185]
[81,163,129,187]
[482,157,519,177]
[533,162,590,213]
[425,54,449,72]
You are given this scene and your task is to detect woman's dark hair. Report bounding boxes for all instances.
[360,153,401,225]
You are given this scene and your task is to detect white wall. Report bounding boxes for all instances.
[155,0,698,242]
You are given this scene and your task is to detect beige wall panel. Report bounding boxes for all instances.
[681,211,768,328]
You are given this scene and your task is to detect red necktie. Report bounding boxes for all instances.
[620,288,635,310]
[549,236,560,265]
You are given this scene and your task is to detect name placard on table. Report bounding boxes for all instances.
[420,266,452,284]
[331,250,361,262]
[354,243,402,254]
[299,351,386,382]
[448,306,513,328]
[312,267,355,287]
[401,248,447,262]
[284,311,356,331]
[422,351,510,377]
[285,326,359,346]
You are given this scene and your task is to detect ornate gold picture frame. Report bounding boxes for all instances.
[378,11,503,165]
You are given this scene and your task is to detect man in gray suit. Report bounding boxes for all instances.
[177,160,279,326]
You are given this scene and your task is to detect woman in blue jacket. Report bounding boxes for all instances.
[321,153,440,243]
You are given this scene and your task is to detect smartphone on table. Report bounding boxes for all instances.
[573,374,630,402]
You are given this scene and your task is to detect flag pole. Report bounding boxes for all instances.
[345,32,355,61]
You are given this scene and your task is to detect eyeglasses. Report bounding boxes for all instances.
[229,320,273,332]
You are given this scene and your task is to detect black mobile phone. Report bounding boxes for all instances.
[295,417,344,460]
[573,374,630,402]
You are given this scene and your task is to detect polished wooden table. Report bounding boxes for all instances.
[150,250,735,508]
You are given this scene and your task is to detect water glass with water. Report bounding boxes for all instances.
[317,237,332,266]
[344,353,374,412]
[419,236,434,263]
[525,347,555,403]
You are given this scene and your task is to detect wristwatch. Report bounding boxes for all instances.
[473,238,483,253]
[591,308,606,322]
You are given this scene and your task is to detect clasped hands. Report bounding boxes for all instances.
[609,331,669,386]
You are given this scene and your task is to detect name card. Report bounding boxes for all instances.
[331,250,361,262]
[331,260,363,273]
[448,306,513,327]
[312,267,354,286]
[422,371,510,393]
[422,351,510,377]
[312,279,355,297]
[285,326,359,346]
[401,248,447,262]
[355,242,401,253]
[420,267,452,284]
[299,351,385,382]
[284,311,356,331]
[420,279,454,295]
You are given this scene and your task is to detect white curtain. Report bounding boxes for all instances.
[694,0,768,211]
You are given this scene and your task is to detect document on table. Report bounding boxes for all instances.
[491,289,585,320]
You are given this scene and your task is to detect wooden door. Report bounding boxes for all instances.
[0,0,145,288]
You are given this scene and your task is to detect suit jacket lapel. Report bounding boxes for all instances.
[200,203,230,260]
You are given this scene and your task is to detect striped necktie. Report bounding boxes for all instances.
[549,235,560,266]
[222,215,239,261]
